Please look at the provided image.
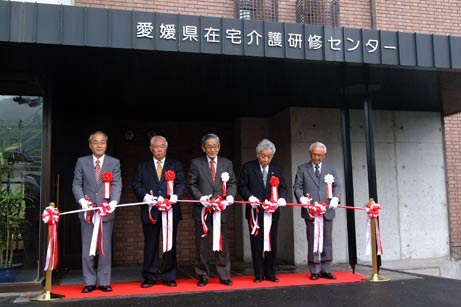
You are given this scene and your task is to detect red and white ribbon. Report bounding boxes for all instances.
[84,195,95,223]
[261,176,281,252]
[211,196,227,251]
[309,201,328,254]
[250,206,260,236]
[41,207,60,270]
[201,206,212,238]
[221,172,229,197]
[165,170,175,196]
[157,196,173,252]
[365,200,383,255]
[102,171,113,200]
[324,174,334,199]
[89,203,108,256]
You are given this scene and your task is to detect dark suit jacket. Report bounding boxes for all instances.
[238,159,288,221]
[72,154,122,222]
[293,161,341,220]
[188,156,236,223]
[132,158,186,223]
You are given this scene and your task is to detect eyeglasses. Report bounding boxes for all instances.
[91,141,107,146]
[204,144,219,149]
[151,145,167,149]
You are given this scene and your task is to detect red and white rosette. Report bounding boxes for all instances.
[156,196,173,252]
[211,195,227,251]
[102,171,113,200]
[165,170,175,196]
[309,201,328,254]
[41,206,60,270]
[262,176,280,252]
[221,172,229,197]
[324,174,334,199]
[365,200,383,256]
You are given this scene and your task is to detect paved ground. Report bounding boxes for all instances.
[2,263,461,306]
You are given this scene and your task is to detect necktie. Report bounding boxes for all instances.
[157,160,163,181]
[315,164,320,177]
[95,159,101,183]
[210,159,216,184]
[262,167,268,187]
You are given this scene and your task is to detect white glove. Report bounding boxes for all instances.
[143,194,158,207]
[108,200,117,213]
[169,194,178,204]
[329,197,339,208]
[226,195,234,205]
[299,196,310,209]
[221,200,229,210]
[248,195,259,209]
[277,198,287,207]
[79,198,92,209]
[200,195,212,207]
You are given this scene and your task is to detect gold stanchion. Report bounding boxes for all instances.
[30,202,65,301]
[362,199,390,282]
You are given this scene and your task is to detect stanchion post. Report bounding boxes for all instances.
[30,202,65,301]
[362,199,389,282]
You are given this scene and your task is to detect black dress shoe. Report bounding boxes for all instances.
[82,285,96,293]
[197,276,208,287]
[163,280,177,287]
[254,277,263,283]
[98,285,112,292]
[310,273,319,280]
[320,272,336,280]
[265,276,279,282]
[141,279,155,288]
[220,279,233,286]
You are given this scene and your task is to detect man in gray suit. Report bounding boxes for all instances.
[293,142,341,280]
[72,131,122,293]
[188,133,236,287]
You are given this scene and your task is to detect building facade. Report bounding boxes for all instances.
[0,0,460,288]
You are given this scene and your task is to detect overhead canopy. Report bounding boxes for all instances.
[0,1,460,118]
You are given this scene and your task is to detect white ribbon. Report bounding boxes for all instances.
[365,217,383,256]
[263,212,272,252]
[313,215,324,254]
[89,212,102,256]
[250,208,259,236]
[162,210,173,252]
[212,211,222,251]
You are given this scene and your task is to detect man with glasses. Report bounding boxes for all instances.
[188,133,236,287]
[72,131,122,293]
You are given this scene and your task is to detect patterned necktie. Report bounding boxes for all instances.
[95,159,101,183]
[262,167,268,187]
[315,164,320,177]
[157,160,163,181]
[210,159,216,184]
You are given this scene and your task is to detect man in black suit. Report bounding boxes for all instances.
[293,142,341,280]
[238,139,288,283]
[132,135,185,288]
[188,133,236,287]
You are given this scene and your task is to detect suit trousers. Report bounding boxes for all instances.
[142,220,178,281]
[305,217,333,274]
[80,218,113,286]
[194,218,231,281]
[248,214,278,279]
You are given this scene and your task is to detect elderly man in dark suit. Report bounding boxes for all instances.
[238,139,288,283]
[188,133,236,287]
[132,135,185,288]
[293,141,341,280]
[72,131,122,293]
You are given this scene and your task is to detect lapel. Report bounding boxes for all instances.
[252,162,265,190]
[307,161,320,187]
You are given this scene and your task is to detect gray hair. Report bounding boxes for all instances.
[89,131,108,143]
[150,135,168,148]
[256,139,276,155]
[309,142,327,154]
[201,133,220,145]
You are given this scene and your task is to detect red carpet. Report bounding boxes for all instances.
[51,271,366,300]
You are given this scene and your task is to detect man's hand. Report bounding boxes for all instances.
[299,196,310,209]
[108,200,117,213]
[79,198,92,209]
[329,197,339,208]
[169,194,178,204]
[200,195,212,207]
[226,195,234,205]
[277,198,287,207]
[143,194,158,207]
[248,195,260,209]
